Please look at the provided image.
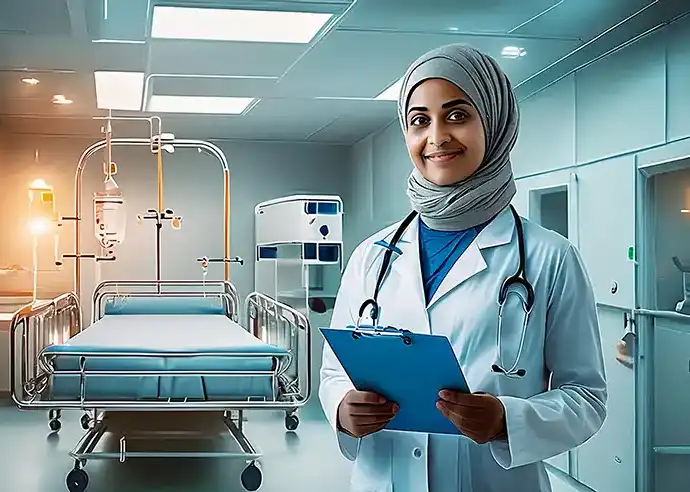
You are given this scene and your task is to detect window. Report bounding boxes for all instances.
[529,184,569,239]
[649,164,690,311]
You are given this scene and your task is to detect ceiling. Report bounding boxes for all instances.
[0,0,686,145]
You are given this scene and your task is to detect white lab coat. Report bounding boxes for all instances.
[319,206,607,492]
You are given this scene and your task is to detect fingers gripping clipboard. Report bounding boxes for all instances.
[320,325,470,435]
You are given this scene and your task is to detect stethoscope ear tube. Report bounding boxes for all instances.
[361,210,419,326]
[499,274,535,310]
[499,206,535,311]
[358,298,380,323]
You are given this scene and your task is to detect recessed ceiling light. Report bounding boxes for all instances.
[375,78,403,101]
[94,71,145,111]
[52,94,73,105]
[21,77,40,85]
[501,46,527,59]
[92,39,146,45]
[147,95,256,114]
[151,6,333,43]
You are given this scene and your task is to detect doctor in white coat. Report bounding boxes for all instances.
[319,44,607,492]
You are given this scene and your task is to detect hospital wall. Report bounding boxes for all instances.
[0,135,350,307]
[345,14,690,492]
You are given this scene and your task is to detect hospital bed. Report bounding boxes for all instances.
[10,280,310,492]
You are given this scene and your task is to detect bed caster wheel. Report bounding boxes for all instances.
[49,419,62,432]
[80,414,91,430]
[66,468,89,492]
[285,414,299,431]
[240,463,262,491]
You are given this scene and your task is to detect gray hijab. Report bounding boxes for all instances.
[399,44,519,231]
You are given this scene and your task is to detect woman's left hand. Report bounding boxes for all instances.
[436,390,507,444]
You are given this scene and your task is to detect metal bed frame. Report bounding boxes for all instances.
[10,281,311,492]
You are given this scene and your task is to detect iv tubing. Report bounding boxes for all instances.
[157,144,164,212]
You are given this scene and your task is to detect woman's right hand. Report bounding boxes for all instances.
[337,389,399,438]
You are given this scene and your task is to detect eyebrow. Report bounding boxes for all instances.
[407,98,473,114]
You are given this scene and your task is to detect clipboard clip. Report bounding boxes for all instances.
[346,324,413,345]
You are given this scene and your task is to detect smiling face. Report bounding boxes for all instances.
[404,78,486,186]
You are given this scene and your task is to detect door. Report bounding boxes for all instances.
[513,169,579,247]
[574,156,636,310]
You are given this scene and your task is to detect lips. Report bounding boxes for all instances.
[424,150,463,163]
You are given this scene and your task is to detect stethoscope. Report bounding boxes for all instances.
[357,205,535,378]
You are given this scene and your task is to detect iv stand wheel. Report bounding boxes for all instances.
[284,412,299,431]
[240,462,262,491]
[66,467,89,492]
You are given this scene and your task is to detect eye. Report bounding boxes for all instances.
[409,114,429,126]
[448,110,468,122]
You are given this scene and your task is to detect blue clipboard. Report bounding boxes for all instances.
[320,325,470,435]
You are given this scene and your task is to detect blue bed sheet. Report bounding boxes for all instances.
[44,313,288,402]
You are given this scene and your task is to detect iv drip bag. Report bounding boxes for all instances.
[94,176,126,248]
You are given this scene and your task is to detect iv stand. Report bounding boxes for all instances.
[138,209,180,293]
[136,132,180,293]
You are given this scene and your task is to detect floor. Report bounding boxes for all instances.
[0,399,353,492]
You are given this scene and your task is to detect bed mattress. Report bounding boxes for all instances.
[45,314,288,402]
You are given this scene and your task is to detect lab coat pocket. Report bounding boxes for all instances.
[350,433,394,492]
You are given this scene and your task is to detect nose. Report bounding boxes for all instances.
[428,120,451,147]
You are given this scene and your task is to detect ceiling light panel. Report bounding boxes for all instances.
[501,46,527,59]
[52,95,73,105]
[151,6,333,43]
[94,71,145,111]
[147,95,256,115]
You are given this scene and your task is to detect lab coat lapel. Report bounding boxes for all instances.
[427,207,517,309]
[427,241,487,309]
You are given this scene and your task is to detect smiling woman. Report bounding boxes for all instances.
[319,43,606,492]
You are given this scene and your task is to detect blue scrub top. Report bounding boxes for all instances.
[418,218,486,305]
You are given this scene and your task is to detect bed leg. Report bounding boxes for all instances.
[80,413,92,430]
[221,416,262,491]
[284,411,299,432]
[49,409,62,432]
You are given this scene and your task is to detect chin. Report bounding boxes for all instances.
[435,179,459,186]
[425,172,464,187]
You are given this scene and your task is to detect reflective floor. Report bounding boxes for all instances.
[0,399,352,492]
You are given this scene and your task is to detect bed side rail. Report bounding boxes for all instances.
[245,292,311,405]
[92,280,241,322]
[10,289,310,411]
[10,293,81,407]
